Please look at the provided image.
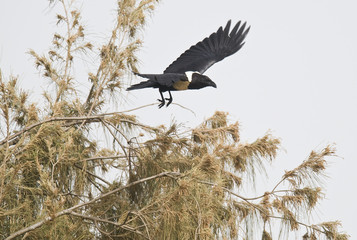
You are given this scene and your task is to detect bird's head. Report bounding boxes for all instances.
[189,73,217,89]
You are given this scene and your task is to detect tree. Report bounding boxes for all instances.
[0,1,349,239]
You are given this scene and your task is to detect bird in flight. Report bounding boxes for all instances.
[127,20,250,108]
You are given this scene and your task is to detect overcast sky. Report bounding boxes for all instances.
[0,0,356,238]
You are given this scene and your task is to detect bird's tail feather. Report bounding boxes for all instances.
[133,72,157,79]
[127,72,160,90]
[127,80,156,90]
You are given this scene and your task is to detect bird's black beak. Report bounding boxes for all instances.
[210,81,217,88]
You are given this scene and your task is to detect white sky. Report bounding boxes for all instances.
[0,0,356,238]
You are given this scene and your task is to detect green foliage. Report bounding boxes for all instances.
[0,0,348,239]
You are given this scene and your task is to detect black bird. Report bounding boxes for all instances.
[127,20,250,108]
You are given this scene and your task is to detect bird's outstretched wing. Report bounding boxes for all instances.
[164,20,250,74]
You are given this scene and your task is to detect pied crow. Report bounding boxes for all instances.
[127,20,250,108]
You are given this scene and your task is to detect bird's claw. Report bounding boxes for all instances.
[165,98,173,107]
[157,99,165,109]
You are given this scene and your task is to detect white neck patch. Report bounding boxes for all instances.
[185,71,199,82]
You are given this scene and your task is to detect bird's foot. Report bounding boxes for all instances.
[157,99,165,109]
[165,98,173,107]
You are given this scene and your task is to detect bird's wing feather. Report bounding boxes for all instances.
[164,20,250,74]
[129,72,186,88]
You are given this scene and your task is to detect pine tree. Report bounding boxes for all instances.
[0,1,349,239]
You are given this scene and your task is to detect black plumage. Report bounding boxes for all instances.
[127,20,250,108]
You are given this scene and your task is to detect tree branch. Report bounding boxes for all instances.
[100,119,129,159]
[5,171,180,240]
[0,116,104,145]
[197,180,326,235]
[68,211,148,239]
[73,164,111,185]
[0,111,157,146]
[79,155,127,162]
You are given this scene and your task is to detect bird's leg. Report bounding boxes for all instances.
[157,90,165,108]
[165,91,173,107]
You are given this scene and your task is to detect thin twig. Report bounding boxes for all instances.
[73,164,111,185]
[79,155,127,162]
[103,119,130,143]
[267,215,325,234]
[131,211,152,240]
[102,102,196,117]
[100,119,129,160]
[193,196,202,240]
[171,103,196,116]
[233,189,294,201]
[69,211,148,238]
[87,176,105,193]
[94,220,113,237]
[271,177,286,193]
[107,103,158,114]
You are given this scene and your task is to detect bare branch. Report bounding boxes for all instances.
[73,164,111,185]
[68,211,148,239]
[79,155,127,162]
[0,110,157,146]
[100,119,129,159]
[0,116,104,145]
